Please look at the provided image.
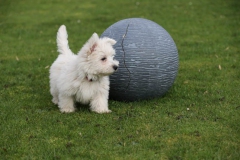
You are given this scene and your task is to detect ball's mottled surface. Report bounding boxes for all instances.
[101,18,179,101]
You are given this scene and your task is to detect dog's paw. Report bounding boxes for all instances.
[60,107,76,113]
[91,109,112,114]
[52,98,59,105]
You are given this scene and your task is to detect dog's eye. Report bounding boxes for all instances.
[101,57,107,61]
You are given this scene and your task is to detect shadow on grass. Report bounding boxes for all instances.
[75,103,91,113]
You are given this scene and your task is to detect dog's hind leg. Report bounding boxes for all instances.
[52,97,59,105]
[58,94,76,113]
[50,88,59,105]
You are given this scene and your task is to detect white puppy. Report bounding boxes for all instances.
[49,25,119,113]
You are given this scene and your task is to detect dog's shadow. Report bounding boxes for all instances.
[75,103,91,113]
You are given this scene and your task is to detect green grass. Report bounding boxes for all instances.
[0,0,239,159]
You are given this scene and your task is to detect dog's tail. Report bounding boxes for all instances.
[56,25,73,55]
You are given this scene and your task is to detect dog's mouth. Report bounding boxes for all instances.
[104,66,119,75]
[101,72,114,76]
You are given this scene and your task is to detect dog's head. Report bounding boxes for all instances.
[81,33,119,77]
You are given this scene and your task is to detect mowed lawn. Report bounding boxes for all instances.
[0,0,239,159]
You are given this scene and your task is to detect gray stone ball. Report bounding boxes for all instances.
[101,18,179,101]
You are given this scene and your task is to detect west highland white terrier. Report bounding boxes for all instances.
[49,25,119,113]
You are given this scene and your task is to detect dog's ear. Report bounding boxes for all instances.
[88,33,99,54]
[103,37,116,46]
[90,43,97,54]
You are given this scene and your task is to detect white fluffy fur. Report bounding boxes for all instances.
[50,25,119,113]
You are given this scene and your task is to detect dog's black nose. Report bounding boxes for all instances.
[113,65,118,71]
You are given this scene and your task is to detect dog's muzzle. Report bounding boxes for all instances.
[113,65,118,71]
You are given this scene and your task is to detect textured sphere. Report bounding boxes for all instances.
[101,18,178,101]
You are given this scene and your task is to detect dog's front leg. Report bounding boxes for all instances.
[90,93,111,114]
[58,94,76,113]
